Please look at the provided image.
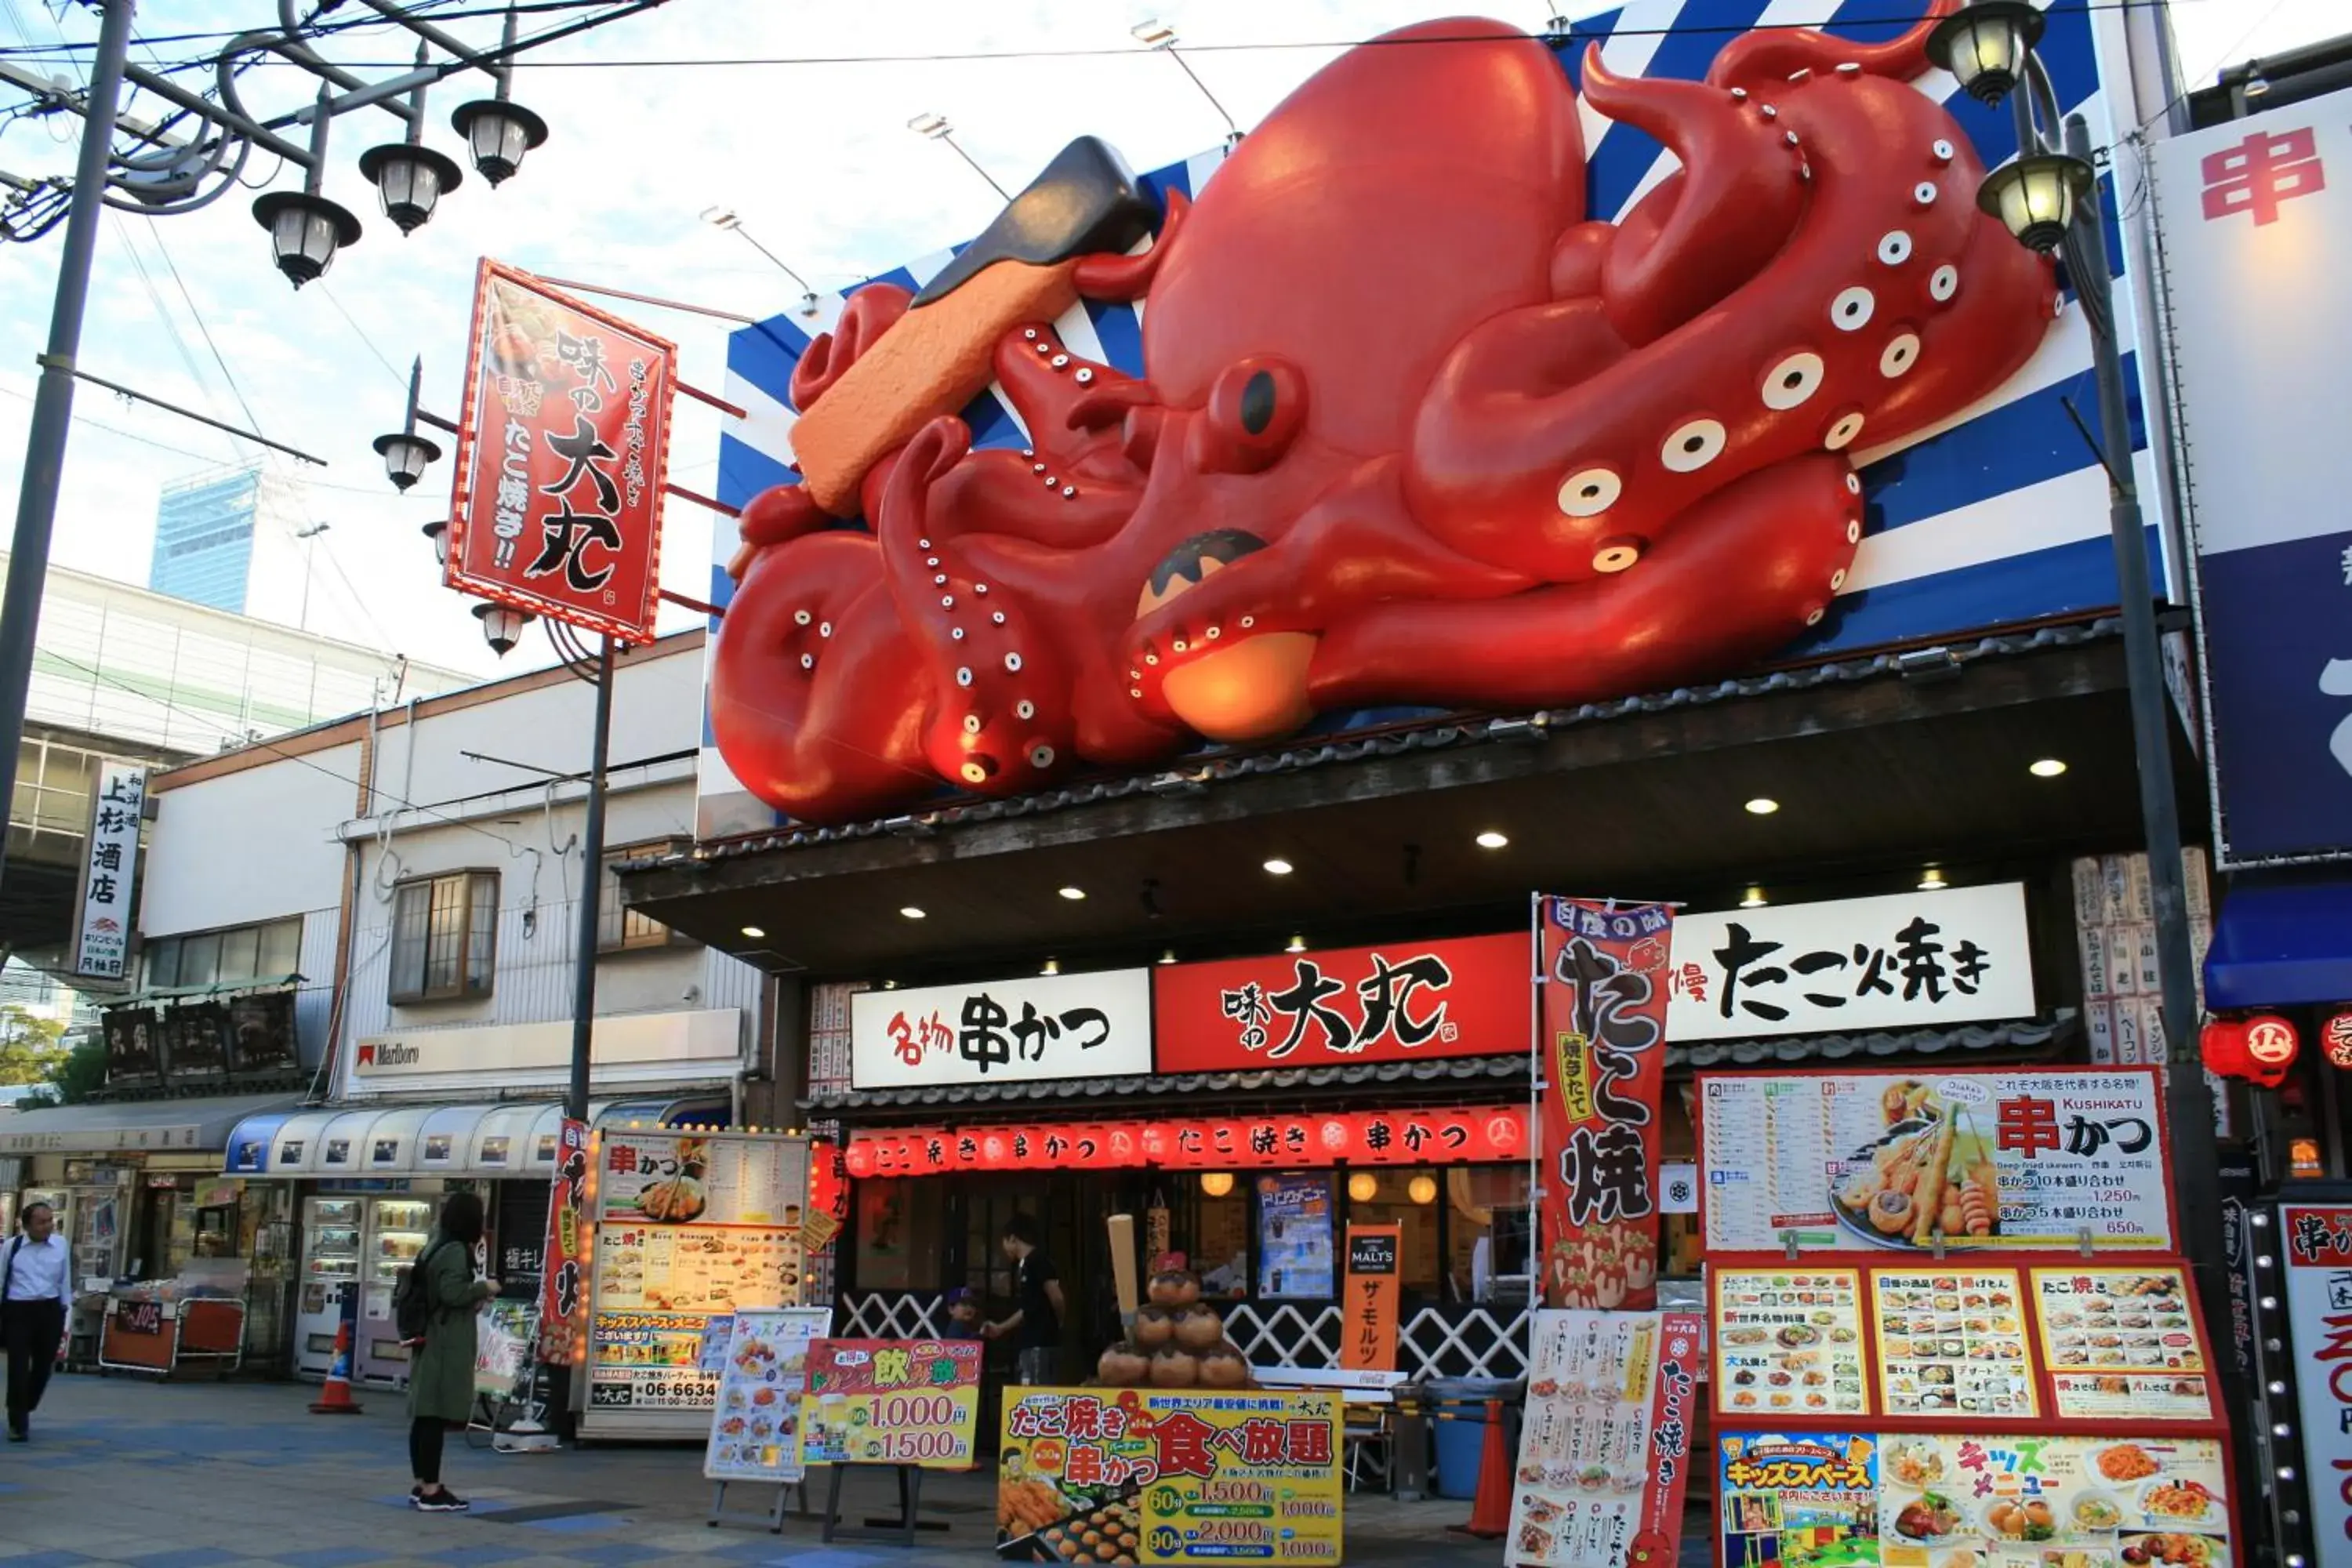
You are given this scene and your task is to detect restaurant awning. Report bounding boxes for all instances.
[222,1094,729,1178]
[0,1091,303,1157]
[98,974,304,1009]
[2205,873,2352,1010]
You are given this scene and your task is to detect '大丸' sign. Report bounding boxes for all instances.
[849,968,1151,1090]
[1665,883,2035,1042]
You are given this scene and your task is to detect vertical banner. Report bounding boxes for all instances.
[1536,897,1673,1309]
[1508,1309,1701,1568]
[539,1117,589,1364]
[73,761,146,981]
[2284,1204,2352,1566]
[1341,1224,1401,1371]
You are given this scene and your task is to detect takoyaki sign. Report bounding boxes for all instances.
[1695,1069,2173,1255]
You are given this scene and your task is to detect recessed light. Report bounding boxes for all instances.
[1744,797,1780,815]
[1040,957,1061,975]
[1263,858,1294,876]
[1475,830,1510,850]
[1740,886,1767,909]
[2029,757,2067,778]
[1158,949,1177,966]
[1058,885,1087,901]
[1919,867,1948,891]
[1286,934,1308,953]
[739,925,765,939]
[898,906,927,920]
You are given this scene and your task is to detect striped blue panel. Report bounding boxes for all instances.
[705,0,2146,826]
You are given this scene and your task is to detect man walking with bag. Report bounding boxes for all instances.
[2,1202,73,1441]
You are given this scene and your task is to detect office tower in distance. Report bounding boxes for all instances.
[147,463,318,625]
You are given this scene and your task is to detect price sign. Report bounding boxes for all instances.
[800,1338,982,1469]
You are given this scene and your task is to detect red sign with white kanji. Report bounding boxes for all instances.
[1152,932,1526,1072]
[841,1105,1526,1178]
[446,260,674,642]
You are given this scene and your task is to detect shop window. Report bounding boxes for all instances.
[600,844,688,953]
[144,916,303,991]
[1189,1174,1250,1300]
[1344,1169,1444,1295]
[854,1178,945,1291]
[1441,1165,1533,1305]
[388,870,498,1004]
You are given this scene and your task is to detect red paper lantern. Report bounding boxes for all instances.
[2245,1013,2300,1086]
[1139,1125,1170,1163]
[1484,1111,1524,1156]
[2324,1011,2352,1069]
[1317,1118,1352,1156]
[843,1140,877,1179]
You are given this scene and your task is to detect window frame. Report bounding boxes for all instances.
[387,869,500,1005]
[597,840,690,954]
[142,916,303,993]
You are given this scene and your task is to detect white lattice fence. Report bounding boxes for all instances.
[1223,1303,1341,1368]
[839,1290,943,1339]
[1223,1302,1530,1382]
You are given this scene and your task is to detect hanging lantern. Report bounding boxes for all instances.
[2322,1010,2352,1069]
[2245,1014,2301,1087]
[844,1141,877,1179]
[2200,1018,2250,1080]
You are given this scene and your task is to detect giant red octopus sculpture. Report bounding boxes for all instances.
[712,8,2057,826]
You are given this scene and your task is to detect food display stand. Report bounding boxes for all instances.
[1695,1068,2239,1568]
[577,1127,812,1441]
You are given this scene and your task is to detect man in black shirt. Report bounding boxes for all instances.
[982,1214,1063,1384]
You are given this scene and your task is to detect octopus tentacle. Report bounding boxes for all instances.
[1704,2,1955,93]
[789,281,913,418]
[1073,189,1190,300]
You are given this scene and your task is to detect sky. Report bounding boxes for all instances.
[0,0,2338,684]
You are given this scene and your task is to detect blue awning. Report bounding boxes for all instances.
[2205,875,2352,1010]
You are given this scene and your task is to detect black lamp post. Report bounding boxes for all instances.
[358,45,466,236]
[374,357,444,492]
[451,11,549,188]
[251,89,361,289]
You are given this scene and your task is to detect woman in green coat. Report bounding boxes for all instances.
[407,1191,497,1512]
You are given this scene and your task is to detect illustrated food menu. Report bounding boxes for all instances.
[2033,1266,2213,1422]
[1869,1268,2037,1421]
[1511,1312,1661,1567]
[1875,1434,2232,1568]
[1715,1269,1870,1418]
[593,1224,804,1312]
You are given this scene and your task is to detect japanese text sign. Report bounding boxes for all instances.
[73,761,144,981]
[997,1388,1342,1563]
[2151,89,2352,862]
[849,967,1151,1090]
[1510,1311,1700,1568]
[1696,1069,2175,1254]
[1717,1432,1876,1568]
[844,1105,1526,1177]
[539,1117,587,1363]
[596,1132,806,1229]
[800,1338,982,1468]
[447,260,673,642]
[1537,897,1672,1310]
[587,1310,714,1410]
[1341,1225,1400,1372]
[702,1307,831,1485]
[1666,884,2035,1042]
[1153,933,1525,1071]
[2285,1203,2352,1568]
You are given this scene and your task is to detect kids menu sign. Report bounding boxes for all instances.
[1695,1069,2174,1254]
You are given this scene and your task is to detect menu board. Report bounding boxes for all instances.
[592,1222,804,1311]
[999,1388,1343,1566]
[1876,1433,2231,1566]
[1868,1268,2037,1421]
[598,1132,807,1227]
[473,1298,535,1397]
[2031,1267,2214,1421]
[1714,1269,1870,1419]
[1720,1433,1879,1568]
[1508,1310,1701,1568]
[800,1338,982,1468]
[1697,1071,2173,1254]
[703,1307,831,1484]
[587,1309,716,1408]
[1257,1173,1335,1299]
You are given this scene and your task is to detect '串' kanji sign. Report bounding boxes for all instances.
[848,968,1151,1090]
[1665,884,2035,1042]
[2282,1203,2352,1568]
[447,260,675,642]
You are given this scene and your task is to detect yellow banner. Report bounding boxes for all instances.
[999,1388,1342,1565]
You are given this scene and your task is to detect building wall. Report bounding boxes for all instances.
[150,466,261,614]
[140,740,359,935]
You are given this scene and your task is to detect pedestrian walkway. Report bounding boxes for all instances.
[0,1376,1520,1568]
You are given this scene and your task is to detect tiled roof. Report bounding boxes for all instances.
[639,620,2122,865]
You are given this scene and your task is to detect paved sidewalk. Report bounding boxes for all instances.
[0,1375,1519,1568]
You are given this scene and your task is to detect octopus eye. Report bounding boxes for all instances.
[1029,745,1056,769]
[1929,264,1959,303]
[1877,230,1913,266]
[1555,466,1621,517]
[1831,286,1875,332]
[1879,332,1921,379]
[1761,352,1824,411]
[1202,357,1307,474]
[1240,371,1276,435]
[1824,411,1867,451]
[1015,699,1036,720]
[1661,419,1726,474]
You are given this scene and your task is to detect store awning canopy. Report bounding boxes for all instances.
[223,1094,728,1178]
[2206,875,2352,1010]
[100,974,304,1009]
[0,1091,302,1157]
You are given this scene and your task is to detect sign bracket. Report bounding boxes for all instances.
[706,1477,806,1534]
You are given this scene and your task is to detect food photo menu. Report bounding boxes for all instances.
[1867,1267,2037,1421]
[1714,1268,1870,1419]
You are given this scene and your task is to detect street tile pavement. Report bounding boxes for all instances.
[0,1375,1530,1568]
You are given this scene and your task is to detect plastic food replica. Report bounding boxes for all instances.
[1098,1270,1250,1389]
[712,5,2055,824]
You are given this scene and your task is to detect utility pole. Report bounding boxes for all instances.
[565,635,615,1124]
[0,0,134,892]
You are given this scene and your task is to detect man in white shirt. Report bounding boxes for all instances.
[2,1203,72,1440]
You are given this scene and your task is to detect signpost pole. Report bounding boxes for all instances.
[565,633,615,1125]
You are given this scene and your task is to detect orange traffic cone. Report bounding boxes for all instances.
[309,1317,364,1414]
[1453,1398,1512,1539]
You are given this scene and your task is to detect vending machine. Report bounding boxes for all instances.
[292,1196,360,1377]
[355,1196,433,1385]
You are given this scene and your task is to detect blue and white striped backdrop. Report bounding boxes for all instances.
[699,0,2165,840]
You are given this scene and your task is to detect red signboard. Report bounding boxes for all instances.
[1153,933,1526,1072]
[1537,896,1672,1311]
[843,1105,1527,1178]
[446,260,674,642]
[539,1116,587,1364]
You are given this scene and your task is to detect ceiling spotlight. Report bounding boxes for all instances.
[2029,757,2068,778]
[1744,797,1780,816]
[898,906,927,920]
[908,112,952,140]
[1263,858,1294,876]
[1286,934,1308,953]
[1919,867,1949,891]
[1475,830,1510,850]
[740,925,766,939]
[1058,885,1087,902]
[1040,957,1061,976]
[1158,949,1177,966]
[1740,886,1768,909]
